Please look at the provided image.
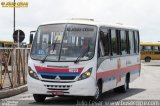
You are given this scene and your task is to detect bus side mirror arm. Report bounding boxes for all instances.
[30,31,36,44]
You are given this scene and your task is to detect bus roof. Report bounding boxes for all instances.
[140,42,160,46]
[41,19,139,31]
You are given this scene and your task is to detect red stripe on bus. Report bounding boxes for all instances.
[96,64,140,79]
[121,64,140,73]
[35,66,83,73]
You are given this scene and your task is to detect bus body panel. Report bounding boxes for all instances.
[97,55,140,93]
[27,74,96,96]
[127,55,141,82]
[28,57,97,96]
[97,57,117,92]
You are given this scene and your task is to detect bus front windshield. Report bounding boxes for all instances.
[31,24,97,62]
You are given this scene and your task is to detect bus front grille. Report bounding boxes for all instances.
[44,84,72,91]
[41,75,76,80]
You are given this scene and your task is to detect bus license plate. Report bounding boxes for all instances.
[52,91,64,95]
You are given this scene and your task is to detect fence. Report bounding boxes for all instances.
[0,48,30,89]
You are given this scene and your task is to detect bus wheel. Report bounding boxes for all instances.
[33,94,46,102]
[145,57,151,62]
[90,81,102,101]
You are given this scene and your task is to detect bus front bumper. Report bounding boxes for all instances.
[27,75,96,96]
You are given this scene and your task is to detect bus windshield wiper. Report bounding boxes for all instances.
[74,46,89,64]
[41,38,58,63]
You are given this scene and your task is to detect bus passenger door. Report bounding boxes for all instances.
[115,30,126,87]
[97,28,117,92]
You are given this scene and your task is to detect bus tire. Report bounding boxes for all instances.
[33,94,46,102]
[145,57,151,62]
[90,81,102,101]
[120,76,129,93]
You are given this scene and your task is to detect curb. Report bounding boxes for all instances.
[0,85,28,99]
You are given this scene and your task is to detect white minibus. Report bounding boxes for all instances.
[28,19,140,102]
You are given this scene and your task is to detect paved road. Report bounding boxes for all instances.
[1,61,160,106]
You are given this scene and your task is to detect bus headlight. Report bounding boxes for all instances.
[78,68,92,80]
[28,66,39,80]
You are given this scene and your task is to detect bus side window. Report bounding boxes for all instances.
[144,46,152,51]
[0,43,3,48]
[126,31,130,54]
[98,38,105,57]
[153,46,158,51]
[116,30,121,55]
[129,31,134,54]
[111,29,117,56]
[137,31,140,53]
[98,31,104,57]
[134,31,140,53]
[158,46,160,51]
[133,31,136,53]
[121,30,127,55]
[99,29,110,56]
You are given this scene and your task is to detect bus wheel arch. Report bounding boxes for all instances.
[97,79,103,93]
[119,73,130,93]
[145,57,151,62]
[33,94,46,102]
[114,73,130,93]
[91,79,103,101]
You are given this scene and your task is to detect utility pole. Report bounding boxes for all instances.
[13,0,15,32]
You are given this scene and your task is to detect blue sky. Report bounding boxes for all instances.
[0,0,160,43]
